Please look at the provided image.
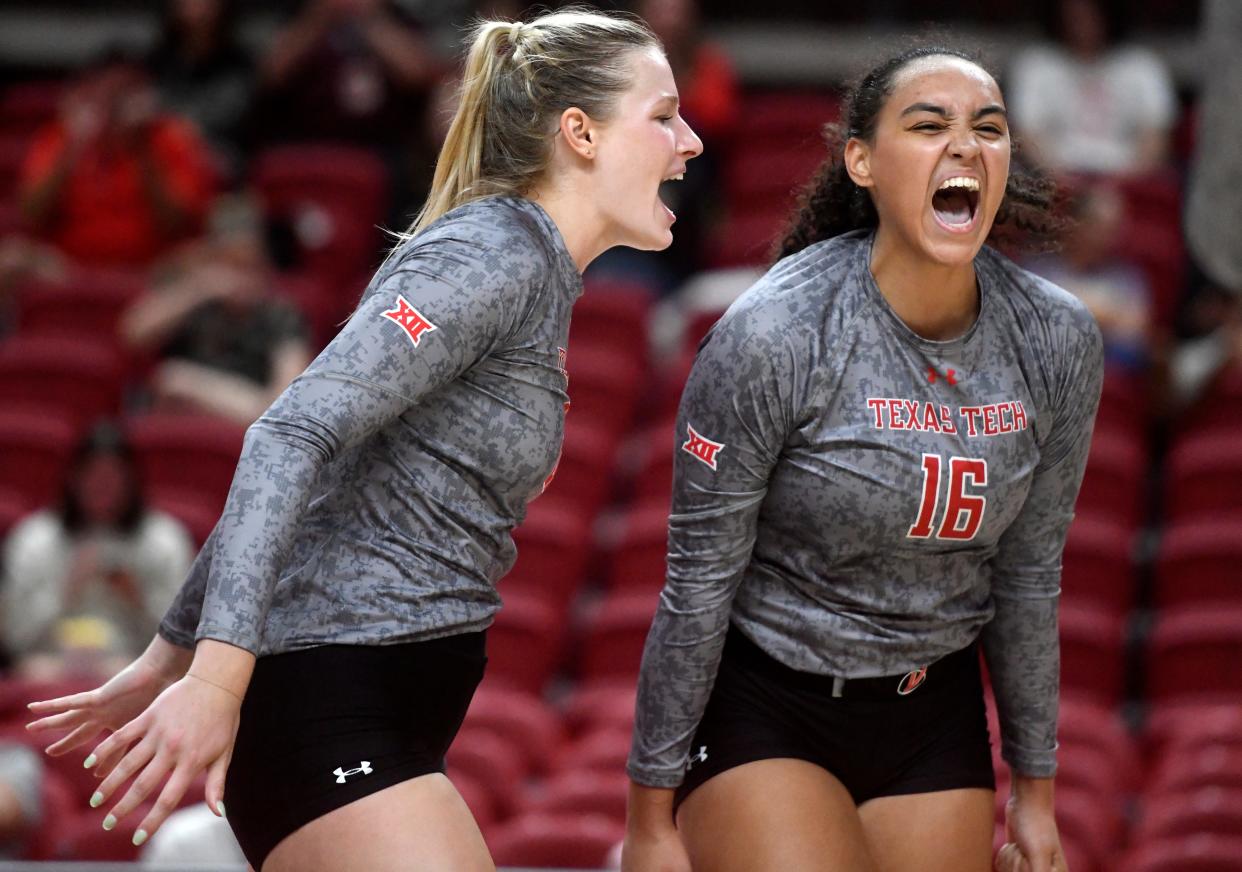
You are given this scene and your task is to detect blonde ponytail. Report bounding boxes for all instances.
[400,6,659,240]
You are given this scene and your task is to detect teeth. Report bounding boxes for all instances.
[663,173,684,181]
[937,177,979,192]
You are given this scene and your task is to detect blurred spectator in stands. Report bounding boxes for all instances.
[0,743,42,859]
[121,192,312,426]
[1186,0,1242,295]
[1025,184,1151,374]
[16,51,217,269]
[1008,0,1177,175]
[586,0,737,295]
[0,423,192,678]
[1169,282,1242,411]
[252,0,441,224]
[145,0,255,178]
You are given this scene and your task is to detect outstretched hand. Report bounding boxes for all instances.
[26,638,189,758]
[76,673,239,845]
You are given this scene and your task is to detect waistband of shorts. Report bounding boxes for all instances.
[723,623,979,701]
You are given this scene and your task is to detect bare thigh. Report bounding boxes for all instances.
[676,758,879,872]
[261,773,494,872]
[858,788,994,872]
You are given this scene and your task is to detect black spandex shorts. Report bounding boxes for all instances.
[223,631,487,869]
[674,624,994,812]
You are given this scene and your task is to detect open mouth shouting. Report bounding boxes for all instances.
[658,167,686,222]
[931,176,980,234]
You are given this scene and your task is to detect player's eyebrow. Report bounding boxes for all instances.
[654,94,680,109]
[901,102,1008,122]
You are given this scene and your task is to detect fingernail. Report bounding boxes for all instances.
[83,754,97,769]
[102,814,116,831]
[133,829,148,847]
[89,791,103,808]
[217,801,226,817]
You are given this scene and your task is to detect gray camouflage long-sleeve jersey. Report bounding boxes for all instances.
[629,230,1103,787]
[158,196,581,656]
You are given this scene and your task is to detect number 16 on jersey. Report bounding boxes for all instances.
[907,453,988,541]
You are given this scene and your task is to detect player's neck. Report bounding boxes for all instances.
[525,183,608,274]
[869,231,980,342]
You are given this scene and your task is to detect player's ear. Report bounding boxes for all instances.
[558,107,597,160]
[844,137,874,189]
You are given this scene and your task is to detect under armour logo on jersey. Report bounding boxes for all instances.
[927,366,958,386]
[897,667,928,695]
[687,745,709,769]
[333,761,373,783]
[682,424,725,471]
[381,295,438,347]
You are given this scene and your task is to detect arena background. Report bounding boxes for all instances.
[0,1,1238,869]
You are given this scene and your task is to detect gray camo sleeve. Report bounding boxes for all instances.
[627,305,798,788]
[157,520,219,649]
[982,307,1104,777]
[157,240,534,654]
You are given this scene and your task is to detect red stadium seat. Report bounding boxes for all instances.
[1112,171,1186,329]
[522,769,630,824]
[549,725,632,776]
[251,145,389,284]
[576,590,660,682]
[629,418,679,503]
[709,200,793,268]
[124,413,245,516]
[1177,364,1242,439]
[1148,744,1242,796]
[0,409,76,508]
[1057,697,1139,789]
[732,91,841,149]
[446,727,526,819]
[1058,602,1127,706]
[1144,703,1242,760]
[1164,434,1242,522]
[15,268,146,344]
[1059,514,1136,613]
[1134,787,1242,844]
[559,681,637,737]
[1122,834,1242,872]
[1075,427,1148,531]
[0,335,126,429]
[0,133,28,200]
[0,486,32,538]
[600,499,669,592]
[0,80,63,139]
[1153,517,1242,610]
[463,685,563,777]
[483,593,565,695]
[487,811,624,869]
[539,417,620,516]
[570,280,654,370]
[22,769,76,860]
[565,344,646,439]
[1146,606,1242,707]
[501,496,594,608]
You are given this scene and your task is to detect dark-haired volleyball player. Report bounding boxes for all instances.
[625,47,1098,872]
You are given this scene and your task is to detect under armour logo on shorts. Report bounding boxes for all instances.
[687,745,709,770]
[333,761,373,783]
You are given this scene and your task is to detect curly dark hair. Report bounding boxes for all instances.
[777,45,1063,260]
